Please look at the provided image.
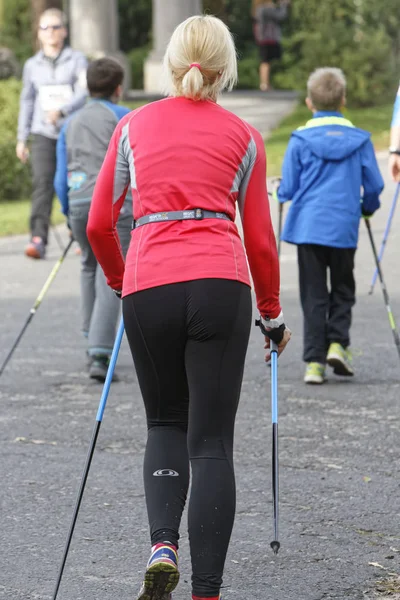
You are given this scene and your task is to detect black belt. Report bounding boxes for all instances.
[133,208,231,229]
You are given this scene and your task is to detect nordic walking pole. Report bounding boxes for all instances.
[369,183,400,295]
[51,222,66,252]
[270,340,280,554]
[365,218,400,361]
[0,237,74,378]
[51,318,125,600]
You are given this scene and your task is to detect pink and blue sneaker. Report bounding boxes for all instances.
[137,542,179,600]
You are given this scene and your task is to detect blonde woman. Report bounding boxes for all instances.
[252,0,290,91]
[87,15,290,600]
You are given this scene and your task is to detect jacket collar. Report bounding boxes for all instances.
[313,110,344,119]
[37,45,72,63]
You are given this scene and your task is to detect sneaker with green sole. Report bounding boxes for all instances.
[304,362,326,384]
[327,343,354,376]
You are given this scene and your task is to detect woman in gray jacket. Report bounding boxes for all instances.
[16,8,87,260]
[252,0,290,91]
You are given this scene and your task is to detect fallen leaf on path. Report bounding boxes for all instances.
[14,437,57,446]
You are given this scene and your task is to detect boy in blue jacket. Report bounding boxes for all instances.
[278,67,384,384]
[54,58,132,382]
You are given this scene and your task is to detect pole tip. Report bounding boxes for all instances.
[270,541,280,555]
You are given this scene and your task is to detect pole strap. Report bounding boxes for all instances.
[133,208,231,229]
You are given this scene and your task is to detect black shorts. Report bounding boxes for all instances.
[259,43,282,63]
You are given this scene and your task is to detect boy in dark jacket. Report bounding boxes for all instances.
[54,58,131,382]
[278,67,384,384]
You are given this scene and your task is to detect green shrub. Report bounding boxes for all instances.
[0,79,32,201]
[274,0,399,107]
[127,44,151,89]
[0,0,32,65]
[237,50,259,90]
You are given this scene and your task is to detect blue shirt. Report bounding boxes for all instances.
[277,111,384,248]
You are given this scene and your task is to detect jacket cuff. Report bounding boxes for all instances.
[260,310,285,329]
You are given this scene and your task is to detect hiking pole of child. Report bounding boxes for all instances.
[365,218,400,361]
[0,238,74,378]
[277,203,283,259]
[369,183,400,295]
[51,318,124,600]
[51,222,66,252]
[267,177,283,259]
[270,340,280,554]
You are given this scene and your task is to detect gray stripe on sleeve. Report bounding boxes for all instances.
[122,121,137,191]
[234,137,257,220]
[113,122,132,205]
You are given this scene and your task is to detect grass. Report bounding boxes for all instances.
[0,197,64,237]
[124,100,149,111]
[266,103,393,177]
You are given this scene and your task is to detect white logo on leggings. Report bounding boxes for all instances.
[153,469,179,477]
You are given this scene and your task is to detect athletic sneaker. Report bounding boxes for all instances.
[136,543,179,600]
[327,343,354,376]
[304,362,326,384]
[89,355,118,382]
[25,237,45,259]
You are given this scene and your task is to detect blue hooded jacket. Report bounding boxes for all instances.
[277,111,384,248]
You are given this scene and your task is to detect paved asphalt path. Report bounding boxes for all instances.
[0,107,399,600]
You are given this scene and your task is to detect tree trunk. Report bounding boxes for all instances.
[31,0,63,49]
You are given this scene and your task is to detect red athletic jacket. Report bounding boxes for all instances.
[87,97,281,319]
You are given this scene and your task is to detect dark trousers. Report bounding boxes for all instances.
[30,134,57,245]
[122,279,252,597]
[298,244,356,364]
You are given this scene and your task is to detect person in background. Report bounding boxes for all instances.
[389,81,400,181]
[54,58,132,382]
[277,68,384,384]
[252,0,290,91]
[87,14,290,600]
[16,8,87,260]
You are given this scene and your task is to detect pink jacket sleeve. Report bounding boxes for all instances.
[238,127,282,320]
[87,116,131,291]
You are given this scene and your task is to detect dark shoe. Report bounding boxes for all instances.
[89,355,118,382]
[25,237,45,259]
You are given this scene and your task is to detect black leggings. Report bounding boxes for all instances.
[122,279,252,597]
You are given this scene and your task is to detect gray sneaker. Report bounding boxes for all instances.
[89,355,118,382]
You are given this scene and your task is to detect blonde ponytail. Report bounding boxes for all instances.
[182,64,204,100]
[163,15,238,102]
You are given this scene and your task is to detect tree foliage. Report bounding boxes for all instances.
[118,0,152,52]
[1,0,399,107]
[275,0,399,106]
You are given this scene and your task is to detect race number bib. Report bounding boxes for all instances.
[39,84,73,111]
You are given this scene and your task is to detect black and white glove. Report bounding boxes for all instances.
[113,289,122,299]
[255,312,286,344]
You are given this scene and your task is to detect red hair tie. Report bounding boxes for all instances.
[190,63,201,70]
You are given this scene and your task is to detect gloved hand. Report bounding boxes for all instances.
[113,289,122,299]
[361,208,373,219]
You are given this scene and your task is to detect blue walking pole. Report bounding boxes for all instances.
[369,184,400,295]
[270,340,280,555]
[51,318,125,600]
